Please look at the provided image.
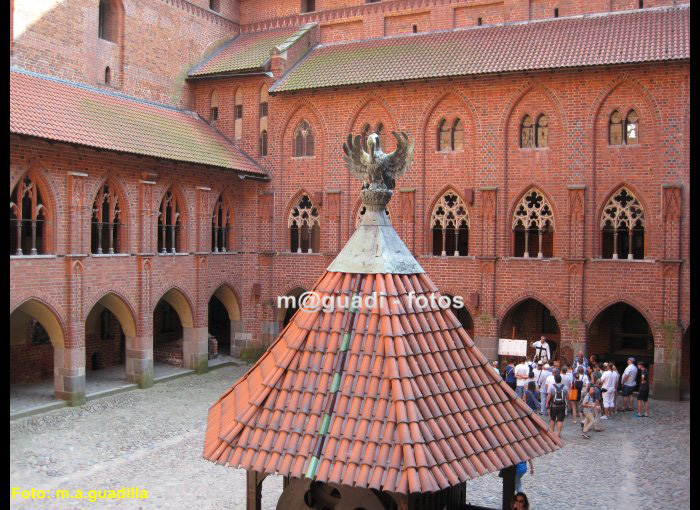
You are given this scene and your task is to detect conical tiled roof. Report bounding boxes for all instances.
[204,139,562,494]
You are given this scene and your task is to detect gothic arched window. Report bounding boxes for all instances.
[210,90,219,122]
[375,122,386,151]
[437,119,450,151]
[609,110,623,145]
[293,121,314,157]
[158,189,184,253]
[259,85,268,156]
[234,88,243,139]
[91,183,123,254]
[211,195,231,253]
[10,174,49,255]
[601,187,645,259]
[512,188,554,258]
[98,0,119,42]
[361,123,371,149]
[520,115,534,148]
[535,114,548,148]
[431,191,469,256]
[452,118,463,150]
[625,110,639,145]
[288,194,320,253]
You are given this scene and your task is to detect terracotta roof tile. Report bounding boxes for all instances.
[205,264,562,494]
[10,69,266,176]
[189,27,300,76]
[271,6,688,93]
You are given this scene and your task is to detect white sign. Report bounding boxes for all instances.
[498,338,528,357]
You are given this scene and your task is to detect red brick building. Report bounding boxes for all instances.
[10,0,689,406]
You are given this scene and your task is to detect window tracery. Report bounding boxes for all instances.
[431,192,469,256]
[91,183,122,254]
[293,121,314,157]
[10,174,48,255]
[158,189,183,253]
[212,195,231,253]
[601,187,645,259]
[288,194,320,253]
[512,189,554,258]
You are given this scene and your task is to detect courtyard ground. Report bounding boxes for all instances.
[10,364,689,509]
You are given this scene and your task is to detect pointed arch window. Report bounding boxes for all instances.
[512,189,554,258]
[211,195,231,253]
[375,123,386,151]
[431,192,469,256]
[437,119,450,151]
[451,118,463,150]
[609,110,623,145]
[158,190,184,253]
[234,88,243,139]
[98,0,119,42]
[361,123,371,149]
[259,85,268,156]
[535,114,548,148]
[210,90,219,122]
[288,194,320,253]
[356,204,390,228]
[10,174,49,255]
[293,121,314,157]
[91,183,123,254]
[601,187,645,259]
[520,115,534,148]
[625,110,639,145]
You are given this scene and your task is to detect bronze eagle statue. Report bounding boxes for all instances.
[342,131,414,191]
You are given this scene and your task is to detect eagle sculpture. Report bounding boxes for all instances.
[343,131,414,191]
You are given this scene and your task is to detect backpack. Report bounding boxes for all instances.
[552,383,565,407]
[528,365,534,378]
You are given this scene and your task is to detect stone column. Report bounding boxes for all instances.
[183,326,209,373]
[131,256,154,388]
[60,258,86,405]
[653,262,682,400]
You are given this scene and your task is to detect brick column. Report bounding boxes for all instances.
[653,185,683,400]
[480,187,497,257]
[59,257,86,405]
[475,258,498,361]
[325,190,341,254]
[195,186,211,253]
[138,175,157,254]
[399,188,415,253]
[130,256,154,388]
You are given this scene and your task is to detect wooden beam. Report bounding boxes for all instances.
[246,470,267,510]
[501,465,516,510]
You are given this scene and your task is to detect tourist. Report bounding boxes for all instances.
[524,381,539,411]
[515,358,530,398]
[536,363,551,415]
[621,357,638,411]
[600,362,615,419]
[572,350,588,375]
[611,364,621,413]
[560,365,572,416]
[511,492,530,510]
[547,373,567,437]
[505,358,517,391]
[492,360,500,376]
[577,365,590,393]
[592,376,605,432]
[569,368,584,423]
[513,461,533,497]
[580,386,597,439]
[526,358,536,386]
[635,361,650,417]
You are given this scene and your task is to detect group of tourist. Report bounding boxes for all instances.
[497,348,651,508]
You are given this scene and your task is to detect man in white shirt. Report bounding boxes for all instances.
[600,363,616,419]
[610,364,620,414]
[531,335,551,363]
[537,363,552,415]
[621,357,638,411]
[514,359,530,398]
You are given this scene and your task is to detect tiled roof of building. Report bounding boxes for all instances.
[10,69,266,176]
[189,26,301,76]
[271,5,689,92]
[204,270,562,493]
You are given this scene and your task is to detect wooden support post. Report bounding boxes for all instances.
[501,465,516,510]
[246,470,267,510]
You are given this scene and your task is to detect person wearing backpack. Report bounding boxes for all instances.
[504,358,517,391]
[546,373,566,437]
[524,381,540,411]
[569,370,584,423]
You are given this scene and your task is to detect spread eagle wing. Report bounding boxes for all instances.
[342,134,371,181]
[383,131,415,184]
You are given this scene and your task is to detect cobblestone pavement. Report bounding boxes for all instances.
[10,365,689,509]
